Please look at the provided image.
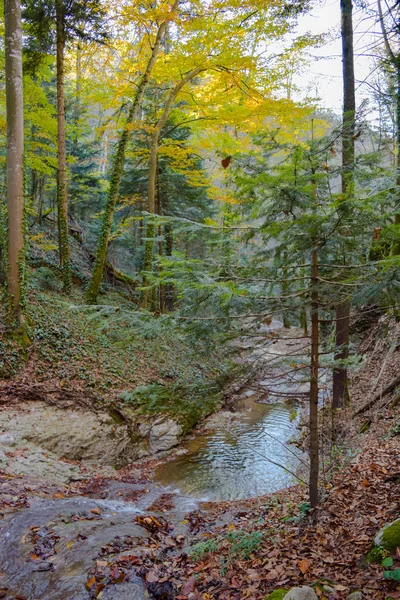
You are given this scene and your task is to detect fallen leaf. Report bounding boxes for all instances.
[298,559,310,574]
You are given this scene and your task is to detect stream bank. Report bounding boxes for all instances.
[1,319,398,599]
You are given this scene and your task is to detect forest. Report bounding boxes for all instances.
[0,0,399,598]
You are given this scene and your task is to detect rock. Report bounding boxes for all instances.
[149,419,183,453]
[0,401,139,468]
[32,561,55,572]
[283,587,318,600]
[101,578,149,599]
[347,592,362,600]
[374,518,400,552]
[323,586,334,594]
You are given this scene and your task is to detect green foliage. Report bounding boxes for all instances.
[33,266,61,291]
[366,545,388,564]
[265,590,289,600]
[226,530,263,559]
[388,419,400,438]
[189,539,220,560]
[190,530,263,565]
[384,568,400,581]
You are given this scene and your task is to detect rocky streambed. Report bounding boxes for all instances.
[0,322,313,599]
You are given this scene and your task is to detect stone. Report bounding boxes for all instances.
[149,419,183,453]
[283,587,318,600]
[347,592,362,600]
[323,586,334,594]
[0,401,139,468]
[374,518,400,552]
[101,578,149,599]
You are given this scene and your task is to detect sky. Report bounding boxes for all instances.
[293,0,381,116]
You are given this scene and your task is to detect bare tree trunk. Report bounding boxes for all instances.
[391,60,400,254]
[56,0,72,293]
[332,0,355,408]
[4,0,25,328]
[86,3,179,304]
[309,245,319,508]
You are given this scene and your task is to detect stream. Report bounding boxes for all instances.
[0,325,310,599]
[155,396,303,501]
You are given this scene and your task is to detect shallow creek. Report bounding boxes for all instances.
[155,396,303,501]
[0,325,309,599]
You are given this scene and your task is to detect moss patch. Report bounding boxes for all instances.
[265,590,289,600]
[380,519,400,552]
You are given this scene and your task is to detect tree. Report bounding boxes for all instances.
[23,0,107,293]
[140,66,204,308]
[332,0,355,409]
[4,0,26,329]
[377,0,400,255]
[85,1,179,304]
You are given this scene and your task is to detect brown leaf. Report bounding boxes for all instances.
[146,570,160,584]
[298,559,310,574]
[91,507,101,515]
[182,577,196,595]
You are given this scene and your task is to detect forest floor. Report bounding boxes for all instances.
[0,310,399,600]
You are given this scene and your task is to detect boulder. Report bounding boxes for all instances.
[374,518,400,552]
[283,587,318,600]
[149,419,183,453]
[0,402,138,468]
[347,592,362,600]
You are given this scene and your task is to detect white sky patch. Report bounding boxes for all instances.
[293,0,381,118]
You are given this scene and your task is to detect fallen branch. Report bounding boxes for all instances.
[353,373,400,416]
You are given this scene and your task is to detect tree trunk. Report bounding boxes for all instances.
[392,60,400,254]
[4,0,25,328]
[140,65,203,309]
[86,4,178,304]
[56,0,72,293]
[332,0,355,408]
[309,246,319,508]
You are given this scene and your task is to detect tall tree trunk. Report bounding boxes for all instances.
[4,0,25,328]
[377,0,400,255]
[140,66,203,308]
[56,0,72,293]
[86,3,178,304]
[391,60,400,254]
[332,0,355,409]
[309,245,319,508]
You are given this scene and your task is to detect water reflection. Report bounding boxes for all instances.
[155,399,304,501]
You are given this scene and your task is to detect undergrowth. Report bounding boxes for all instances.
[0,266,237,428]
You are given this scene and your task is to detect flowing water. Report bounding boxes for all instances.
[0,327,309,598]
[155,396,304,501]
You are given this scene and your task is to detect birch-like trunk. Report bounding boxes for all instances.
[5,0,25,327]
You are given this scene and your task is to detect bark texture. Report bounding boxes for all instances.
[5,0,25,327]
[332,0,355,409]
[140,66,203,308]
[309,246,319,507]
[56,0,72,293]
[86,3,178,304]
